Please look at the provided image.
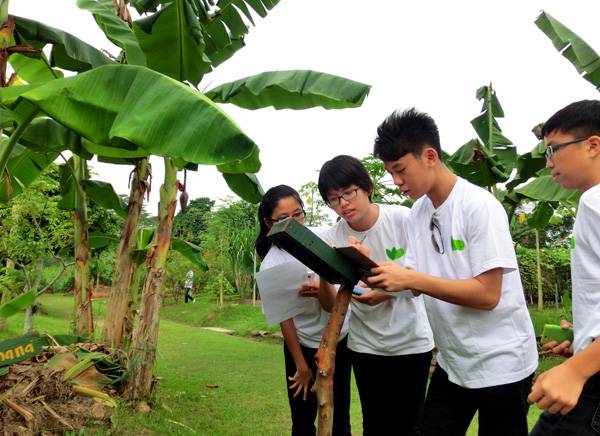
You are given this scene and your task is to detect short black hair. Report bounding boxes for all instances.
[318,155,373,204]
[542,100,600,139]
[373,107,442,162]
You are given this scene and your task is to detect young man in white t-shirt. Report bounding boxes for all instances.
[317,155,434,436]
[368,108,538,436]
[528,100,600,436]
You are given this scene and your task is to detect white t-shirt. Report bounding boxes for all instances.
[324,204,434,356]
[571,183,600,355]
[405,177,538,388]
[259,227,349,349]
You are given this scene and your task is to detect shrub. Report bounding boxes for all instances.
[516,243,571,305]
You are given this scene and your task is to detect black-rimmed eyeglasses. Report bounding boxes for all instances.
[545,137,589,160]
[430,214,444,254]
[327,187,360,207]
[268,210,305,223]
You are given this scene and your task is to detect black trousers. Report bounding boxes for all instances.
[351,348,433,436]
[283,336,352,436]
[422,365,534,436]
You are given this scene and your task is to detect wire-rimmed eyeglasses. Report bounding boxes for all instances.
[327,187,360,207]
[430,214,444,254]
[545,137,589,160]
[267,210,305,223]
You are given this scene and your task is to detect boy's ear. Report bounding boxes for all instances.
[423,147,438,167]
[588,135,600,158]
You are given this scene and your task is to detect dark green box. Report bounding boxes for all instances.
[267,217,375,286]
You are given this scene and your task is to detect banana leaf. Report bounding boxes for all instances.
[8,50,64,84]
[505,141,548,191]
[205,70,371,110]
[0,142,58,203]
[172,239,208,270]
[9,118,92,159]
[13,16,115,74]
[133,2,211,86]
[81,180,128,218]
[222,172,264,203]
[515,175,581,206]
[58,231,120,256]
[526,201,556,230]
[536,11,600,89]
[0,64,258,169]
[130,0,281,73]
[76,0,147,67]
[0,290,35,318]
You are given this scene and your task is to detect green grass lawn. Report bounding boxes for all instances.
[0,293,564,435]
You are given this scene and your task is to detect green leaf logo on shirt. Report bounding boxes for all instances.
[386,247,405,261]
[571,236,575,249]
[451,237,465,251]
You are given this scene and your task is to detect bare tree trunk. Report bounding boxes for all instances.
[23,262,42,334]
[103,159,150,348]
[126,158,176,400]
[23,296,36,334]
[313,284,352,436]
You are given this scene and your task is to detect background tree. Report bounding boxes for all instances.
[0,163,74,332]
[360,155,405,205]
[173,197,215,245]
[299,182,333,227]
[201,198,256,303]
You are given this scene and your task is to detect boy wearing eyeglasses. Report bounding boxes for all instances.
[528,100,600,436]
[367,108,537,436]
[317,155,434,436]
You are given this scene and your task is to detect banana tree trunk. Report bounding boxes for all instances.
[129,262,143,308]
[73,155,93,337]
[536,229,543,311]
[313,284,352,436]
[102,158,150,348]
[127,157,177,400]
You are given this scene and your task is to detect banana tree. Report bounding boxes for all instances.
[446,84,579,225]
[6,0,371,404]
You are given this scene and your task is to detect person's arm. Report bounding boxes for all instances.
[528,336,600,415]
[318,280,337,312]
[365,263,502,310]
[280,318,314,401]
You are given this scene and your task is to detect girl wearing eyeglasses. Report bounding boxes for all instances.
[317,155,434,436]
[255,185,351,436]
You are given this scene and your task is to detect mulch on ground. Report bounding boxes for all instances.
[0,346,115,436]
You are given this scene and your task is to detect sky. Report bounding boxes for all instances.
[9,0,600,215]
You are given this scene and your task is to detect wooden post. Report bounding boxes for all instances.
[313,284,352,436]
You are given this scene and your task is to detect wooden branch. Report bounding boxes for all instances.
[313,284,352,436]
